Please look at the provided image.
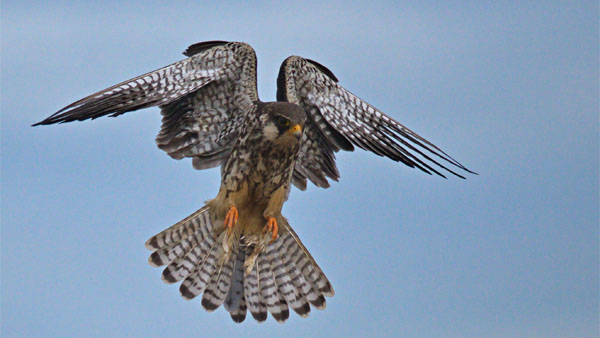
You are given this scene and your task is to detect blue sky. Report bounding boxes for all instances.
[2,1,598,337]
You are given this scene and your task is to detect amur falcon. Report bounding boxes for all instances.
[34,41,475,323]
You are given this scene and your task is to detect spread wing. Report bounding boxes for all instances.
[277,56,476,189]
[34,41,259,170]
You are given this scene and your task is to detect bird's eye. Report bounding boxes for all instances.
[276,116,290,127]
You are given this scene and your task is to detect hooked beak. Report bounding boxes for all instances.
[288,124,302,136]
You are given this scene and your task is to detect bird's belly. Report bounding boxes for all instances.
[212,143,295,235]
[209,178,272,235]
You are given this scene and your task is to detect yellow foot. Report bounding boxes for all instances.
[263,217,279,242]
[224,206,238,235]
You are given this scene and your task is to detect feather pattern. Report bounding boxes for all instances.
[277,226,324,311]
[148,206,217,284]
[161,233,216,284]
[201,242,236,311]
[229,290,247,323]
[224,244,245,312]
[35,41,259,171]
[257,251,285,322]
[277,55,476,184]
[283,221,334,297]
[145,205,211,251]
[148,207,214,267]
[179,237,219,300]
[36,40,474,190]
[243,245,267,322]
[269,231,311,317]
[146,206,333,323]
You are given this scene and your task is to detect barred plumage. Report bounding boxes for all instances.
[201,247,235,311]
[145,206,333,322]
[35,40,474,324]
[145,205,212,251]
[36,41,474,187]
[229,289,247,323]
[257,253,284,321]
[224,244,245,312]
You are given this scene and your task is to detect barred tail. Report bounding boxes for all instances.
[146,206,334,323]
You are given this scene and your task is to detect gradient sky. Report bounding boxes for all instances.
[2,1,598,337]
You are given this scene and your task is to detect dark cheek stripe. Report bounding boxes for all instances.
[276,124,287,136]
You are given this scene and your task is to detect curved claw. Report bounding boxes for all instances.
[224,206,238,235]
[263,217,279,242]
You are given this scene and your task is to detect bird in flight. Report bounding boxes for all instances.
[34,41,475,323]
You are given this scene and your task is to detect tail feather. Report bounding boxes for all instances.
[284,221,335,297]
[145,206,210,250]
[146,206,334,323]
[281,231,324,308]
[149,231,199,268]
[179,239,219,300]
[275,292,291,323]
[257,252,288,322]
[224,245,245,312]
[243,253,268,322]
[270,234,311,316]
[280,231,327,309]
[229,291,247,323]
[161,234,216,284]
[201,243,236,311]
[256,287,268,322]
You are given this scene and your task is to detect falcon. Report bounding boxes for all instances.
[34,41,475,323]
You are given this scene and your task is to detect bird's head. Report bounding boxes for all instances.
[260,102,306,147]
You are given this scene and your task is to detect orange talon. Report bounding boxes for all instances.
[263,217,279,242]
[224,206,238,235]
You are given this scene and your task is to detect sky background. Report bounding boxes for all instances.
[2,1,598,337]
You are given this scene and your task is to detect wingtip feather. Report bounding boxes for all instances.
[145,237,159,251]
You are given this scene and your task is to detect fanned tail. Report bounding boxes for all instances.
[146,207,334,323]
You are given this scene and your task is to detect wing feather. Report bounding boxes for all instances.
[277,56,475,186]
[35,41,259,170]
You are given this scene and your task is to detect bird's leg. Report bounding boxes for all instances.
[263,217,278,242]
[224,206,238,235]
[263,185,286,242]
[221,205,239,255]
